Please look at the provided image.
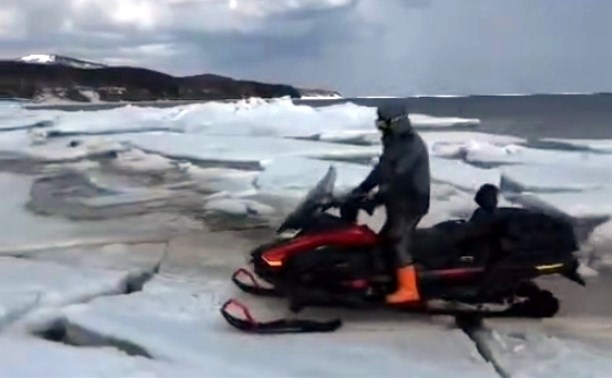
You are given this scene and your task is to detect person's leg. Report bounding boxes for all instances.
[386,214,423,304]
[374,209,394,272]
[394,215,422,266]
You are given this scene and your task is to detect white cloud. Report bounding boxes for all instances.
[0,0,610,95]
[11,0,354,35]
[0,7,26,37]
[0,0,358,70]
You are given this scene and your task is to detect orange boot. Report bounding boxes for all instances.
[386,265,421,305]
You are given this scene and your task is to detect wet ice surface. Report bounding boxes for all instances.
[0,98,610,377]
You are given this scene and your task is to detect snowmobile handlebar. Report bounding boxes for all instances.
[323,193,376,215]
[277,190,375,233]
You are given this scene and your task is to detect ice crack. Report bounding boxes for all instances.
[457,316,510,378]
[33,318,153,359]
[27,248,168,358]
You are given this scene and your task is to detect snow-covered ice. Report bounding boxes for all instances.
[122,132,381,168]
[500,164,612,193]
[42,105,184,136]
[470,320,612,378]
[0,98,610,227]
[0,292,39,329]
[0,336,196,377]
[180,163,259,194]
[254,156,371,194]
[10,98,481,140]
[0,98,610,377]
[0,256,128,329]
[101,148,180,175]
[540,138,612,153]
[0,133,127,164]
[505,189,612,220]
[0,173,199,253]
[581,220,612,269]
[422,131,525,151]
[430,157,501,192]
[57,276,498,378]
[0,103,54,132]
[204,195,277,218]
[465,143,612,170]
[22,243,167,277]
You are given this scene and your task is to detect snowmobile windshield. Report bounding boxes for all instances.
[277,166,337,233]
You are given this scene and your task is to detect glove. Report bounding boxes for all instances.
[361,199,377,215]
[350,185,367,197]
[360,189,386,215]
[340,186,366,205]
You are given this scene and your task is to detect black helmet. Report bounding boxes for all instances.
[474,184,499,211]
[375,103,411,133]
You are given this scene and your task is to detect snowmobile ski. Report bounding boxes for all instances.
[220,289,559,334]
[231,268,283,297]
[220,299,342,334]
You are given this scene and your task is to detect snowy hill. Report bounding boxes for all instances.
[18,54,107,69]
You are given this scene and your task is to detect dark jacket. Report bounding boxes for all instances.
[357,104,431,215]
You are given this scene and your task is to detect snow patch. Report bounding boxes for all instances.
[19,54,56,64]
[18,54,107,69]
[581,221,612,269]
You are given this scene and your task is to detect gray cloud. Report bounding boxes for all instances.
[1,0,610,95]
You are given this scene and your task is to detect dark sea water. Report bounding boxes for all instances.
[297,93,612,140]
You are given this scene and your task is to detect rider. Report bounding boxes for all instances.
[350,103,430,305]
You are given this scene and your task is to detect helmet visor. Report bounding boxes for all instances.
[376,118,390,131]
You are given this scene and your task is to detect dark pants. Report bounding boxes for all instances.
[380,208,423,267]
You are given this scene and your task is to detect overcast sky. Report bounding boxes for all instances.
[1,0,610,96]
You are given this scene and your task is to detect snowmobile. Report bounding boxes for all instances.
[220,166,586,334]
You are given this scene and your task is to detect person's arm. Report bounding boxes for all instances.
[356,162,380,193]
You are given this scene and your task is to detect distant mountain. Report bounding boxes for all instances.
[0,55,341,102]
